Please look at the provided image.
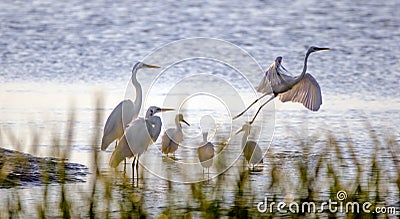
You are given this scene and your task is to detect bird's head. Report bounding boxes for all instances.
[177,113,190,126]
[146,106,174,117]
[133,62,160,72]
[275,56,283,65]
[307,46,330,54]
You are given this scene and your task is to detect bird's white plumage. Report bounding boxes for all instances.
[255,57,293,95]
[101,62,157,151]
[279,73,322,111]
[101,100,135,150]
[161,114,188,156]
[161,128,182,155]
[234,47,329,123]
[198,142,214,168]
[197,132,214,169]
[237,123,263,168]
[243,141,263,166]
[109,106,164,169]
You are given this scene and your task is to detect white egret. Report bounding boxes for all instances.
[101,62,160,151]
[235,122,263,170]
[233,46,330,124]
[197,132,214,175]
[161,114,190,158]
[109,106,174,181]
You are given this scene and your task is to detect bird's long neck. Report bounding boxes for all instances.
[294,50,312,84]
[131,65,142,118]
[202,132,208,143]
[241,129,250,148]
[175,117,182,131]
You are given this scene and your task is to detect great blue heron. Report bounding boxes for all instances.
[161,114,190,158]
[235,122,263,170]
[101,62,160,151]
[233,46,330,124]
[109,106,174,181]
[197,132,214,175]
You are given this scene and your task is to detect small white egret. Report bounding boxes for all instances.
[233,46,330,124]
[161,114,190,158]
[235,122,263,170]
[109,106,174,181]
[197,132,214,175]
[101,62,160,151]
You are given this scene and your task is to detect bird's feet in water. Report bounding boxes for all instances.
[249,165,263,173]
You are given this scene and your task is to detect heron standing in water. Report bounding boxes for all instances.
[197,132,214,175]
[101,62,160,169]
[161,114,190,158]
[235,122,263,170]
[233,46,330,124]
[109,106,174,182]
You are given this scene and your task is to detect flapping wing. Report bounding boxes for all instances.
[256,60,295,94]
[278,73,322,111]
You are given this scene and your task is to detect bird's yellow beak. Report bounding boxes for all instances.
[160,108,174,112]
[144,64,161,68]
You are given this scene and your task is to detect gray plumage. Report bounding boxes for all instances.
[197,132,214,170]
[233,46,329,123]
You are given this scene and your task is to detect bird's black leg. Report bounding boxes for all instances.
[136,155,140,182]
[249,95,276,124]
[233,92,270,120]
[132,157,136,182]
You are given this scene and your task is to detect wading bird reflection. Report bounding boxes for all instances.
[233,46,329,124]
[109,106,174,182]
[161,114,190,158]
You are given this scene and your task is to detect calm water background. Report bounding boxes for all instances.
[1,0,400,216]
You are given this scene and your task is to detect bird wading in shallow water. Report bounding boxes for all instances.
[197,132,214,176]
[161,114,190,158]
[235,122,263,171]
[101,62,160,170]
[233,46,330,124]
[109,106,174,182]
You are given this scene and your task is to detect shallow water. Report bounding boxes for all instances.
[0,0,400,217]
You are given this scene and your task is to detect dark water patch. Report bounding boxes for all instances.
[0,147,89,188]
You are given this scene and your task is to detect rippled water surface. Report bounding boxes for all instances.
[1,0,399,216]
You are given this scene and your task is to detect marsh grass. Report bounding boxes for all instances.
[0,96,399,218]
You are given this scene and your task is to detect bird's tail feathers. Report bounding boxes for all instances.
[109,135,133,168]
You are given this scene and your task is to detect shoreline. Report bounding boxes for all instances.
[0,147,89,189]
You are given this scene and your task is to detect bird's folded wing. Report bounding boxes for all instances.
[161,133,171,153]
[278,73,322,111]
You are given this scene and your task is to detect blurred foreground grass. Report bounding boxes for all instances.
[0,96,399,218]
